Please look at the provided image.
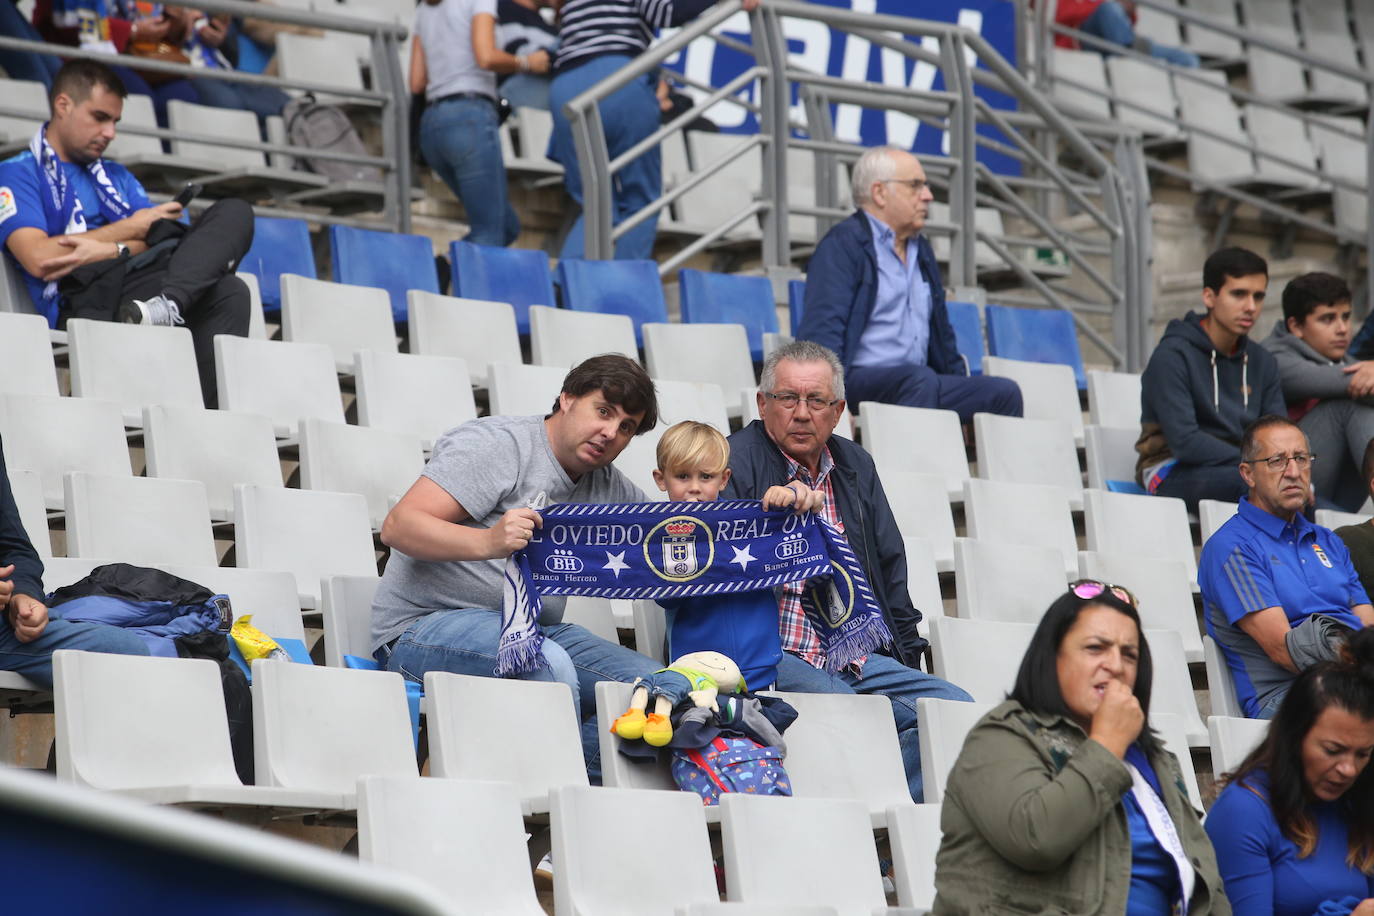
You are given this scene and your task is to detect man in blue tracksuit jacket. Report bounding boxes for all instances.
[798,145,1022,423]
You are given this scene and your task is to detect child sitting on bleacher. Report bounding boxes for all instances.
[651,421,821,690]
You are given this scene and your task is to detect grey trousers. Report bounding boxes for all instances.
[1298,398,1374,512]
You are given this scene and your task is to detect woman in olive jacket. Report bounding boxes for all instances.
[933,582,1230,915]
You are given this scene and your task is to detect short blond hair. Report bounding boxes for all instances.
[655,421,729,475]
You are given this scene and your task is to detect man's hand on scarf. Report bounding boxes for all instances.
[761,482,824,514]
[490,507,542,558]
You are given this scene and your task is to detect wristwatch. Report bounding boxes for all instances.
[113,241,129,259]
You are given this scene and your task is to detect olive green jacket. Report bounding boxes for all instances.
[932,700,1230,915]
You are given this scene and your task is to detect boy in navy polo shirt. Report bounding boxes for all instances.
[1199,415,1374,718]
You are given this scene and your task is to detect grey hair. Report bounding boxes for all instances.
[760,340,845,401]
[851,145,908,206]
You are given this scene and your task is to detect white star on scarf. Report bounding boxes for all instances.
[603,550,629,578]
[730,545,756,571]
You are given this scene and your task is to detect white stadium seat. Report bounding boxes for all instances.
[280,274,397,373]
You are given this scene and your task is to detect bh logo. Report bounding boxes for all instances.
[774,533,808,561]
[544,549,584,574]
[644,516,714,582]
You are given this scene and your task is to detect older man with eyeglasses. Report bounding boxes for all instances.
[724,339,973,803]
[1200,415,1374,720]
[798,145,1022,425]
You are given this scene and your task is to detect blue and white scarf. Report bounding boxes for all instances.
[29,125,135,307]
[498,500,893,676]
[51,0,139,52]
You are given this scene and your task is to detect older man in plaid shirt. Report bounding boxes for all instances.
[723,339,972,803]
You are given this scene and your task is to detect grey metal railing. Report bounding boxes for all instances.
[1032,0,1374,313]
[0,0,412,231]
[563,0,1155,370]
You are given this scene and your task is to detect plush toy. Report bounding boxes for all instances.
[611,650,746,747]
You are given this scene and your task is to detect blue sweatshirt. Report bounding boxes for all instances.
[659,590,781,690]
[0,435,44,603]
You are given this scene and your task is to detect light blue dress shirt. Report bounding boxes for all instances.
[850,211,931,369]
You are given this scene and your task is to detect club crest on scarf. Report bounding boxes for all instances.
[498,500,892,677]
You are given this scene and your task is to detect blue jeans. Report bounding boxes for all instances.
[0,609,150,688]
[847,363,1024,425]
[1080,1,1200,67]
[1155,462,1245,512]
[379,607,659,783]
[774,651,973,803]
[548,56,660,261]
[419,97,520,247]
[500,73,552,111]
[190,76,289,129]
[0,1,60,89]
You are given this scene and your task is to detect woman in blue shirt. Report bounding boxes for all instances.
[1206,628,1374,916]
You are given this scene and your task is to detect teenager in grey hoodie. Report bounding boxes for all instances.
[1261,271,1374,512]
[1137,248,1285,510]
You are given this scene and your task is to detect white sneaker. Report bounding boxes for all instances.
[118,294,184,326]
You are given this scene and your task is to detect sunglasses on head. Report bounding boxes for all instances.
[1069,579,1138,608]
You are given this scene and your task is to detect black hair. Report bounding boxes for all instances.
[1009,588,1163,756]
[50,58,127,111]
[1225,628,1374,870]
[1282,272,1353,326]
[548,354,659,434]
[1240,414,1304,463]
[1203,247,1268,294]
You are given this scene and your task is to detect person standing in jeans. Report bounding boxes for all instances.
[410,0,548,247]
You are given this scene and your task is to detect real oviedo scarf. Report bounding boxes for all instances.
[498,499,893,677]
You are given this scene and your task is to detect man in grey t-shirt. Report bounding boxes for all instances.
[373,354,662,777]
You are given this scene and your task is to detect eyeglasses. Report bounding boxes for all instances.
[762,391,842,412]
[882,178,928,194]
[1069,579,1138,608]
[1243,453,1317,472]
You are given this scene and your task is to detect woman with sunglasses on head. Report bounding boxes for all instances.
[932,581,1230,915]
[1205,628,1374,915]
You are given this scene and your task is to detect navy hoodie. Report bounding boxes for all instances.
[1136,311,1285,479]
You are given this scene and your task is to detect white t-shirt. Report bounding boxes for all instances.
[414,0,499,102]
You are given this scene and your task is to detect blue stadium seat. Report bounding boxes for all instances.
[945,300,983,376]
[555,259,667,346]
[239,217,314,313]
[450,240,556,336]
[329,225,438,323]
[787,278,805,338]
[985,304,1087,390]
[678,268,778,362]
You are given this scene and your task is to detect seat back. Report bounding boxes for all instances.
[983,355,1083,441]
[1315,509,1367,530]
[556,259,668,345]
[1151,712,1203,811]
[9,468,49,559]
[1198,499,1238,545]
[1084,424,1142,491]
[653,378,730,434]
[144,405,282,522]
[449,240,555,336]
[0,394,131,509]
[487,362,570,417]
[551,785,718,916]
[298,418,425,530]
[68,319,203,426]
[0,313,59,396]
[963,477,1078,577]
[424,672,587,811]
[787,278,805,337]
[1105,57,1179,137]
[65,472,218,567]
[595,680,676,790]
[974,414,1083,498]
[903,536,945,637]
[407,290,521,385]
[642,322,756,393]
[321,574,381,667]
[1079,550,1201,662]
[276,32,365,99]
[357,776,544,915]
[887,802,944,911]
[1086,369,1142,428]
[1204,634,1244,719]
[234,484,377,608]
[252,660,416,795]
[168,99,265,168]
[677,268,778,362]
[946,300,984,375]
[240,216,315,312]
[859,403,969,499]
[0,248,38,316]
[1245,103,1322,188]
[1049,48,1111,119]
[1208,715,1268,781]
[679,132,763,239]
[720,794,886,911]
[930,616,1035,704]
[104,91,162,161]
[985,305,1086,389]
[161,565,304,642]
[0,78,48,142]
[528,304,637,368]
[214,337,344,438]
[1083,488,1197,582]
[885,473,957,571]
[916,697,993,803]
[329,225,439,322]
[354,349,476,451]
[53,651,241,790]
[953,538,1068,623]
[1145,627,1207,745]
[280,274,397,372]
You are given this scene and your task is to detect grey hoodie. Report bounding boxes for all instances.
[1260,318,1373,413]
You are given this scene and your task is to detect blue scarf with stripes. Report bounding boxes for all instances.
[498,500,892,676]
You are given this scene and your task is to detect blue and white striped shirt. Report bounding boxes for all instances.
[554,0,714,73]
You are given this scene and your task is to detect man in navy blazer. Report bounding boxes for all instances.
[798,145,1022,423]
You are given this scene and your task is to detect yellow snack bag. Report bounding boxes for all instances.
[231,615,289,662]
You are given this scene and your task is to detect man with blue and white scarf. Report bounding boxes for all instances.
[0,58,253,407]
